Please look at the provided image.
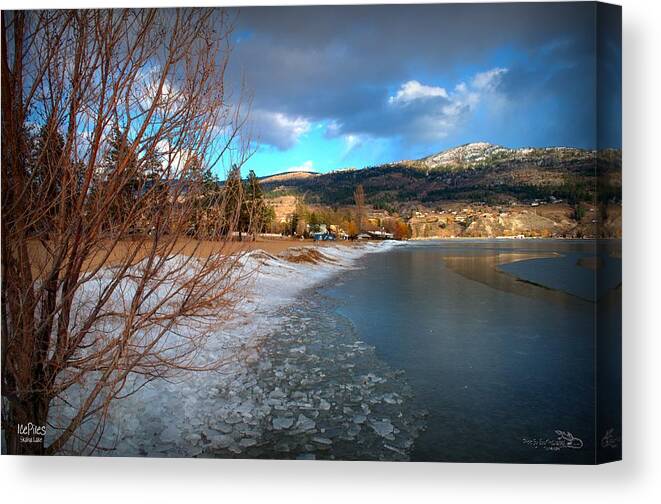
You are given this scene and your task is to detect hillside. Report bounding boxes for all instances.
[258,170,320,184]
[261,143,621,210]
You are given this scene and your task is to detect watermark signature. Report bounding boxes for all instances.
[601,428,620,449]
[522,430,584,451]
[17,422,46,444]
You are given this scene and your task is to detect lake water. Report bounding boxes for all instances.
[29,239,620,461]
[221,239,621,463]
[318,239,621,463]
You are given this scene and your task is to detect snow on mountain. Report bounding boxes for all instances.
[419,142,510,169]
[415,142,591,170]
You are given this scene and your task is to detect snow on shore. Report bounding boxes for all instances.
[241,241,400,318]
[52,240,401,456]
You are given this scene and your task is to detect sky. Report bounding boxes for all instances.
[224,3,621,178]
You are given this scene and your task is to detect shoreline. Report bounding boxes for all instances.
[233,241,400,356]
[53,239,400,456]
[43,238,619,457]
[409,236,609,241]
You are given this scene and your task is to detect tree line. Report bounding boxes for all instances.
[280,184,410,240]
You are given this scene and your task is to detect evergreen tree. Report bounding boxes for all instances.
[289,211,299,237]
[102,125,138,178]
[142,145,163,181]
[29,118,66,233]
[222,164,244,238]
[100,125,140,230]
[308,211,320,232]
[354,184,365,232]
[186,156,222,238]
[33,120,64,185]
[263,205,276,233]
[243,169,266,238]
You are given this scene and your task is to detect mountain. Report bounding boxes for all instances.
[258,170,319,184]
[260,143,621,210]
[410,142,593,171]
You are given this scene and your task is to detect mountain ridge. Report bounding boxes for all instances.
[258,142,621,209]
[398,142,601,171]
[256,142,611,180]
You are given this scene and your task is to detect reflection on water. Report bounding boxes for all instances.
[443,252,589,307]
[443,243,622,303]
[497,250,621,302]
[322,239,621,463]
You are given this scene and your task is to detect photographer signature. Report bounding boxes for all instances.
[601,428,620,449]
[522,430,584,451]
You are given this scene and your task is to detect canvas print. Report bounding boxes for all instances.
[1,2,621,463]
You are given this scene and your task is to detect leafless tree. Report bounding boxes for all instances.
[354,184,365,233]
[1,8,252,455]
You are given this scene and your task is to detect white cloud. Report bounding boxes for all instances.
[154,139,198,177]
[442,84,480,118]
[325,122,365,154]
[388,68,508,142]
[339,133,368,158]
[287,160,316,172]
[344,134,361,151]
[135,66,182,114]
[454,82,468,94]
[249,67,509,151]
[472,67,508,91]
[249,109,311,150]
[325,120,343,138]
[388,80,448,105]
[324,122,366,157]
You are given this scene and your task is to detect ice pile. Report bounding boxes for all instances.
[182,296,427,461]
[48,241,424,458]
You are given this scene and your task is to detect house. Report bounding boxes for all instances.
[367,230,394,240]
[312,231,336,241]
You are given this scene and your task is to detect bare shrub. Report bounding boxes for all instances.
[1,8,252,454]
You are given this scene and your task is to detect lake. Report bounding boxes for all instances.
[217,239,621,463]
[319,239,622,463]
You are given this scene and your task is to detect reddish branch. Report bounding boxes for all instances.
[1,8,253,455]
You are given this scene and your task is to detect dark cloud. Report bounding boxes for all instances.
[227,2,621,151]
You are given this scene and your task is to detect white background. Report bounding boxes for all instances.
[1,0,659,502]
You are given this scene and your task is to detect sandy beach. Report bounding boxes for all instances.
[25,236,363,277]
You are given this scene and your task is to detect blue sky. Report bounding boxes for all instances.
[225,3,621,178]
[244,120,400,175]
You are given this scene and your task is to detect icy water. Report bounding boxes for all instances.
[321,239,622,463]
[196,239,620,463]
[33,240,619,461]
[202,293,427,461]
[498,249,621,302]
